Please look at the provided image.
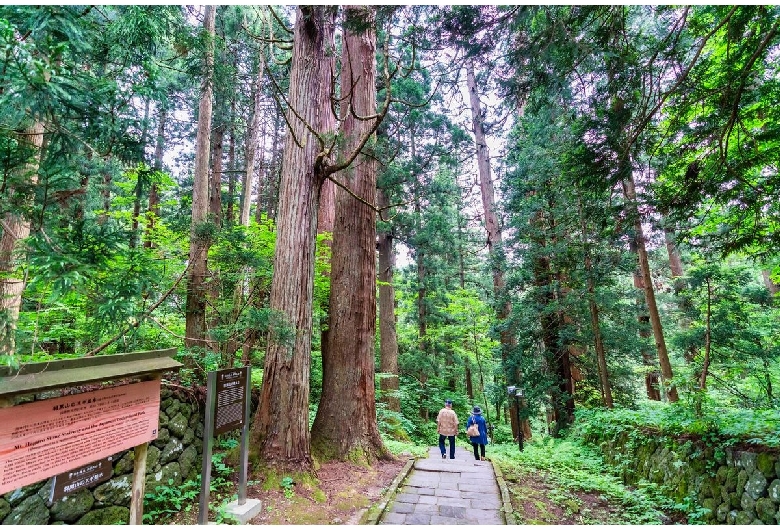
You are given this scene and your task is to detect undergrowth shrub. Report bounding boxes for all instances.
[575,401,780,448]
[491,436,674,524]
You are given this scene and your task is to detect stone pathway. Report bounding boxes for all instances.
[378,446,506,525]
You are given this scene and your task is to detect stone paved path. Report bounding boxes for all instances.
[378,446,505,525]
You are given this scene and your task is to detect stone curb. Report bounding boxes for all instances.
[491,460,517,525]
[361,458,416,525]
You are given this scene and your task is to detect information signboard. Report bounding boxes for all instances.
[199,366,254,524]
[50,457,113,502]
[213,367,249,436]
[0,379,160,494]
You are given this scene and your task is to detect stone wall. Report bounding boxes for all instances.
[584,430,780,525]
[1,386,204,525]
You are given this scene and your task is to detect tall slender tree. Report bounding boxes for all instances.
[0,122,45,356]
[377,186,400,414]
[184,5,216,354]
[465,60,530,440]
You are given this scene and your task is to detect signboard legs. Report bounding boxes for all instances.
[238,367,250,505]
[198,370,217,525]
[130,442,148,525]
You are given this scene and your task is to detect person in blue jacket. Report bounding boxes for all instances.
[466,406,489,461]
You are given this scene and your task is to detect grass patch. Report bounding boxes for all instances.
[381,436,430,459]
[491,435,677,525]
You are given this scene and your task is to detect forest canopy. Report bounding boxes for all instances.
[0,5,778,469]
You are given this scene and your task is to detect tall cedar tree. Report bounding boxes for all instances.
[311,6,391,463]
[0,123,45,356]
[184,5,216,355]
[465,60,531,440]
[251,6,337,468]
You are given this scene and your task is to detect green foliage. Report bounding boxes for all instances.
[280,476,295,499]
[654,5,780,258]
[669,257,780,409]
[380,436,430,459]
[492,437,673,524]
[143,478,200,524]
[574,401,780,449]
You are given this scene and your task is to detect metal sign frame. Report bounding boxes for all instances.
[198,366,251,525]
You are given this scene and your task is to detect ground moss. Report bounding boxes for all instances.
[334,492,369,512]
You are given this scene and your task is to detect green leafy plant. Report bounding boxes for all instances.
[491,436,675,525]
[280,476,295,499]
[143,478,200,523]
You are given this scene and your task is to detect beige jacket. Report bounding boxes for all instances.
[436,407,459,436]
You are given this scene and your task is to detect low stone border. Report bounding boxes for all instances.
[361,458,415,525]
[491,460,517,525]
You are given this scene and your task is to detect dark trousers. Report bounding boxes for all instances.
[472,442,485,460]
[439,434,455,459]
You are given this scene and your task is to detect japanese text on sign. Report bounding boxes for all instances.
[213,367,248,436]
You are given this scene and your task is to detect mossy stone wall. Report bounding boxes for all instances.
[1,387,204,525]
[583,430,779,524]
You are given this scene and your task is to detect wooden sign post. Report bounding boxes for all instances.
[0,348,181,525]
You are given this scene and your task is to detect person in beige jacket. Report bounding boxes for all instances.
[436,399,459,459]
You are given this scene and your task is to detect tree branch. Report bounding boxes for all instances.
[624,5,738,155]
[84,262,190,357]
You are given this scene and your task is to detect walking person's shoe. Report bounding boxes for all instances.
[480,456,486,461]
[442,453,446,459]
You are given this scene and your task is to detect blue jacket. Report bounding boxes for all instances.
[467,413,489,445]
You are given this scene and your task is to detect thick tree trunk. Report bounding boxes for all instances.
[311,7,389,463]
[314,37,337,416]
[0,122,45,356]
[630,236,662,401]
[184,5,216,354]
[207,123,226,356]
[623,176,678,402]
[466,61,529,440]
[531,209,573,435]
[377,187,400,413]
[251,6,336,469]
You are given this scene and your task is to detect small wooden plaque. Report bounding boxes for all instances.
[50,457,113,502]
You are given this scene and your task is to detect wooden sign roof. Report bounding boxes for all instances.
[0,348,181,398]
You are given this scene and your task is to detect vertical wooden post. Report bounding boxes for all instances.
[129,442,148,524]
